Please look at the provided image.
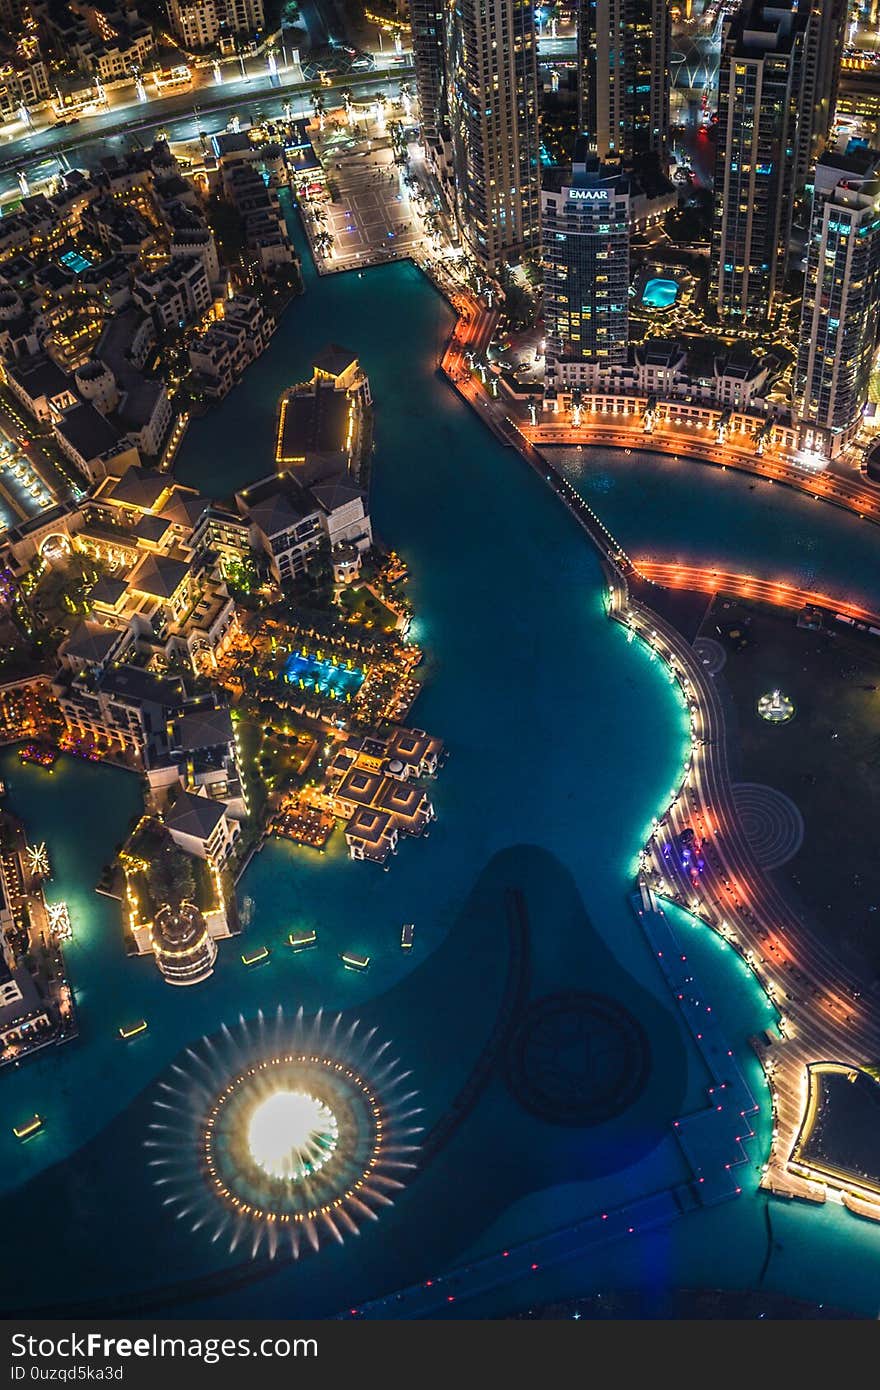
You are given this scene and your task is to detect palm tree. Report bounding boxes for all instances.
[340,86,353,123]
[310,89,326,130]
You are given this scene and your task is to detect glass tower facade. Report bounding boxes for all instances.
[445,0,541,272]
[795,154,880,456]
[577,0,670,165]
[710,2,805,323]
[542,144,631,393]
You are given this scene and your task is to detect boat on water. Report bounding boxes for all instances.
[118,1020,148,1040]
[340,951,370,972]
[401,922,414,949]
[241,945,270,966]
[13,1114,42,1140]
[289,929,317,951]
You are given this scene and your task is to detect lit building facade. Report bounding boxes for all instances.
[796,0,848,189]
[150,902,217,985]
[710,2,805,324]
[167,0,264,49]
[410,0,447,151]
[542,144,631,394]
[577,0,670,167]
[795,152,880,458]
[444,0,540,272]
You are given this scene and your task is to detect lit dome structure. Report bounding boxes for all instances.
[151,902,217,986]
[146,1007,422,1258]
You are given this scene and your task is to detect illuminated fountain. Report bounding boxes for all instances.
[757,689,795,724]
[146,1007,423,1258]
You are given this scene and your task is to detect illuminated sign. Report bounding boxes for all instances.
[569,189,609,201]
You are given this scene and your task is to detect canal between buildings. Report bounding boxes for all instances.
[1,201,879,1316]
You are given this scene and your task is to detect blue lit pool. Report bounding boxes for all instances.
[283,649,364,699]
[59,249,92,274]
[642,277,679,309]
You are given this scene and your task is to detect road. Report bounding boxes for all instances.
[0,57,414,202]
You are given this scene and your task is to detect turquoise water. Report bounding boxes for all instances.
[2,201,879,1315]
[283,649,363,699]
[553,446,880,612]
[642,278,679,310]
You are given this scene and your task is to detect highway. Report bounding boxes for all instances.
[0,57,413,202]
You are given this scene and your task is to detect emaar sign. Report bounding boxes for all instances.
[568,188,609,201]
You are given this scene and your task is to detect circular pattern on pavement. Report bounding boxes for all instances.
[506,992,650,1126]
[732,782,805,870]
[693,637,726,676]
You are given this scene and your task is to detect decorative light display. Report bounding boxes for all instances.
[25,842,50,878]
[46,901,71,939]
[146,1007,422,1259]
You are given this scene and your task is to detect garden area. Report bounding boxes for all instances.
[337,583,401,633]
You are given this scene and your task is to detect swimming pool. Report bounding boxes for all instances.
[283,649,364,699]
[642,277,679,310]
[59,249,92,274]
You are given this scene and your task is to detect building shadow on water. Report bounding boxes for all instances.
[0,846,688,1317]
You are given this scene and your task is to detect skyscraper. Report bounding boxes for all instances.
[444,0,541,273]
[710,1,806,324]
[796,0,848,190]
[576,0,670,167]
[410,0,448,156]
[542,141,631,395]
[794,150,880,458]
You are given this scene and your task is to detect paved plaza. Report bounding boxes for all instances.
[304,122,431,271]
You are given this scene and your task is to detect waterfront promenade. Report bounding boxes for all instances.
[436,286,880,1225]
[522,414,880,525]
[631,561,880,629]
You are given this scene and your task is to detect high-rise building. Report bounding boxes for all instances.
[794,149,880,458]
[410,0,447,154]
[542,141,631,395]
[444,0,541,273]
[710,1,806,324]
[797,0,848,189]
[576,0,670,167]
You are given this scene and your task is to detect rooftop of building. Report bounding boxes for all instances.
[88,575,129,608]
[98,663,184,708]
[172,704,234,752]
[6,354,71,401]
[107,466,170,511]
[312,343,358,378]
[127,549,190,599]
[55,401,121,461]
[64,618,123,665]
[165,788,226,840]
[276,380,351,463]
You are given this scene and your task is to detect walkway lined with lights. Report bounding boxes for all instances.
[521,416,880,527]
[631,561,880,629]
